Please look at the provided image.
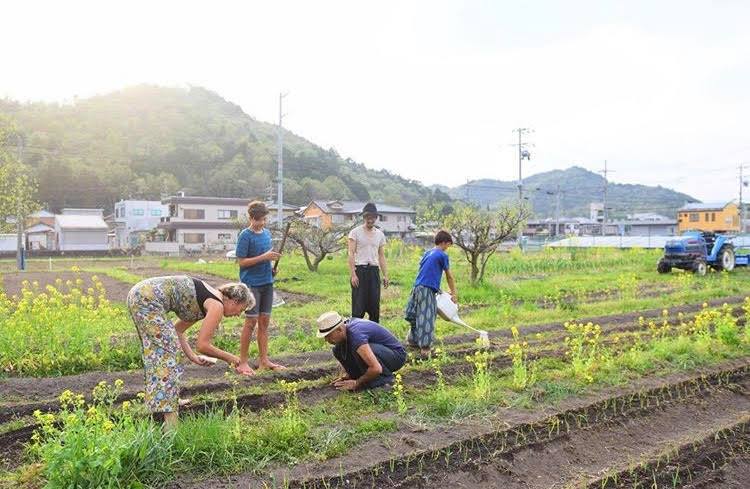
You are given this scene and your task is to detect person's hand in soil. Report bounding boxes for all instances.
[331,373,351,385]
[235,362,256,376]
[334,379,358,391]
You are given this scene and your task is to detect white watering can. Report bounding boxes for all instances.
[435,292,490,347]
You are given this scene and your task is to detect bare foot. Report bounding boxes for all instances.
[258,360,286,371]
[235,363,256,376]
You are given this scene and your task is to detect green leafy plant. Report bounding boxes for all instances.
[564,321,602,383]
[506,326,535,391]
[30,381,172,488]
[466,350,492,400]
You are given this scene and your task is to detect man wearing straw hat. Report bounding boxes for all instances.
[317,311,407,391]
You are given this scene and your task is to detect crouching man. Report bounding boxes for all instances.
[317,311,407,391]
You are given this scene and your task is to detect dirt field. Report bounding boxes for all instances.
[3,295,750,485]
[165,360,750,488]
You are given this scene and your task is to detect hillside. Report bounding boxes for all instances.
[0,85,449,212]
[447,166,698,218]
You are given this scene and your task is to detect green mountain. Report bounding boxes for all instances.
[447,166,698,219]
[0,85,450,212]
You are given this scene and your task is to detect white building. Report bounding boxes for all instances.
[0,234,17,252]
[145,195,297,255]
[112,200,169,249]
[55,209,109,251]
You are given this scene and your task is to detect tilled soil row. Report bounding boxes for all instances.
[4,291,745,406]
[534,283,677,309]
[198,359,750,489]
[0,313,648,429]
[442,292,749,346]
[588,417,750,488]
[1,292,747,462]
[2,292,747,436]
[0,361,338,425]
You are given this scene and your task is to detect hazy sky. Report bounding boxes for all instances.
[2,1,749,203]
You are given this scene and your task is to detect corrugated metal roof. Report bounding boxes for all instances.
[25,223,55,233]
[678,202,731,211]
[56,214,109,230]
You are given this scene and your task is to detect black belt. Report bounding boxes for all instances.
[355,264,379,269]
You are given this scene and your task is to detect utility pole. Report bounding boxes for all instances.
[599,160,614,236]
[512,128,532,249]
[512,128,532,204]
[555,184,562,236]
[739,164,749,232]
[276,92,287,230]
[15,134,25,271]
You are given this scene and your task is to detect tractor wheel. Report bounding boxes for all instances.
[716,246,736,272]
[657,260,672,274]
[693,260,708,276]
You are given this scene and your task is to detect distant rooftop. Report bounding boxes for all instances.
[678,202,732,212]
[307,200,415,215]
[161,195,297,210]
[56,214,108,230]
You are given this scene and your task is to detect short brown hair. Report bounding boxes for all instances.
[247,201,269,220]
[434,230,453,245]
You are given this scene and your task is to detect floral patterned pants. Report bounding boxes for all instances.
[404,285,437,348]
[127,286,183,413]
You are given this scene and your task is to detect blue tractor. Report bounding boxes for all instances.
[657,231,748,276]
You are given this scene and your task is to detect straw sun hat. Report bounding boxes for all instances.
[316,311,345,338]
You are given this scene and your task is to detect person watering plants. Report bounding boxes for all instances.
[348,202,389,323]
[404,230,458,357]
[127,276,254,428]
[317,311,407,391]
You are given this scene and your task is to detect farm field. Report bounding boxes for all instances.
[1,245,750,488]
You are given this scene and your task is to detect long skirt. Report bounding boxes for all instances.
[404,285,437,348]
[127,284,183,413]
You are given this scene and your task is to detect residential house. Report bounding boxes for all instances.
[111,200,169,249]
[55,209,109,251]
[25,223,56,250]
[299,200,416,237]
[677,202,739,233]
[25,209,57,251]
[146,195,297,254]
